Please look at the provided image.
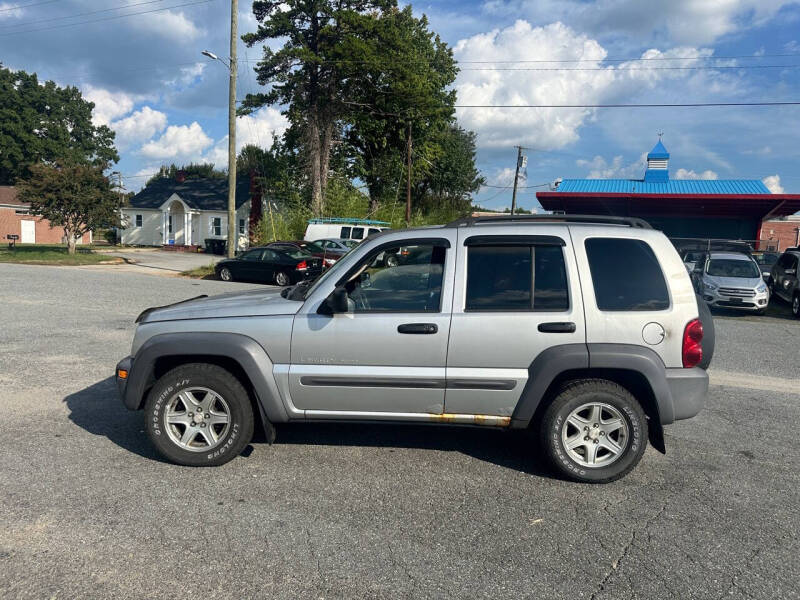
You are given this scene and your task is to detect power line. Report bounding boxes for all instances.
[0,0,60,12]
[0,0,167,31]
[455,102,800,108]
[0,0,213,37]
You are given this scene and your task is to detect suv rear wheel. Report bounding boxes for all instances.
[540,379,647,483]
[144,363,254,466]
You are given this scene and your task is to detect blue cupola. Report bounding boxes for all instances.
[644,139,669,183]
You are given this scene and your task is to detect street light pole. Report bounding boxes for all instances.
[226,0,238,258]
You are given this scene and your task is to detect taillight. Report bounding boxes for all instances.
[295,260,308,271]
[682,318,703,368]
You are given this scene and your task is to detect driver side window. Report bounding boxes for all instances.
[345,242,447,313]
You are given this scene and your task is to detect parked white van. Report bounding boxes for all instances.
[304,218,391,243]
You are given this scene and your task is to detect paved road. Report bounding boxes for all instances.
[1,263,799,599]
[107,248,224,273]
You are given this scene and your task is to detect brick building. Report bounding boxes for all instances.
[760,216,800,251]
[0,186,92,245]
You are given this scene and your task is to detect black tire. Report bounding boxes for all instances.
[695,294,715,370]
[219,266,233,282]
[144,364,255,467]
[767,277,774,298]
[539,379,648,484]
[274,270,290,286]
[793,293,800,318]
[385,254,399,268]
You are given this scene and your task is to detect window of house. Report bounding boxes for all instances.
[212,217,222,236]
[585,238,669,311]
[239,218,245,235]
[465,244,569,311]
[346,242,447,312]
[15,209,30,215]
[135,214,142,227]
[340,226,352,239]
[168,216,173,234]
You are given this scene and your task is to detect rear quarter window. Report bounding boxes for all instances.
[585,238,670,311]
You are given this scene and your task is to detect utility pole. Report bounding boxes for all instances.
[510,145,525,215]
[406,121,412,226]
[226,0,238,258]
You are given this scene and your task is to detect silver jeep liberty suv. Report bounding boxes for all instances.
[116,215,711,483]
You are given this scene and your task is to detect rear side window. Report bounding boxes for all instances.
[585,238,669,311]
[340,226,351,239]
[351,227,365,240]
[465,245,569,311]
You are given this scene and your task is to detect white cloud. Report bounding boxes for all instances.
[454,21,711,150]
[129,9,203,40]
[202,107,289,167]
[110,106,168,149]
[577,153,646,179]
[674,168,719,180]
[0,2,23,19]
[482,0,797,45]
[164,62,207,87]
[139,122,213,161]
[82,86,136,126]
[763,175,784,194]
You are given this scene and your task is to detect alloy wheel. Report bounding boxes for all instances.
[275,271,290,286]
[164,387,231,452]
[219,267,232,282]
[561,402,629,468]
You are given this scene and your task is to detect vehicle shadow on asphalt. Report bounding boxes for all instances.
[63,377,166,463]
[710,301,795,321]
[63,378,554,477]
[274,422,555,478]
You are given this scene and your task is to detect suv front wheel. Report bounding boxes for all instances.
[540,379,647,483]
[144,363,255,466]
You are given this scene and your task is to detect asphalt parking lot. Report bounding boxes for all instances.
[2,263,799,599]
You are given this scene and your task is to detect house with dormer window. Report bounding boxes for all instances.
[119,172,257,250]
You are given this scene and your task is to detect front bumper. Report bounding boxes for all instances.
[115,356,134,409]
[666,367,709,421]
[702,289,769,311]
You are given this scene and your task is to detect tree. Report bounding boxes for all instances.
[0,65,118,185]
[17,163,122,255]
[413,125,484,213]
[341,7,459,212]
[242,0,394,216]
[145,163,226,186]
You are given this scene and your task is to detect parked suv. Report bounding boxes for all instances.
[116,215,710,483]
[768,249,800,317]
[692,252,769,314]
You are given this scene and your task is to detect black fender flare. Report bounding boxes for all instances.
[123,332,288,427]
[510,343,675,453]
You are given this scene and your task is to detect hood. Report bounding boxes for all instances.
[704,275,763,289]
[137,288,302,323]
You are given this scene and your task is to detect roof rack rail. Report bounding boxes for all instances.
[446,214,652,229]
[307,217,391,226]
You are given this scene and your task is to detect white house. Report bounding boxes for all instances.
[120,174,253,249]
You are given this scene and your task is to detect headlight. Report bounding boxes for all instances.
[756,282,767,293]
[705,281,718,291]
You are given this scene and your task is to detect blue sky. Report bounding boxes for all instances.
[1,0,799,210]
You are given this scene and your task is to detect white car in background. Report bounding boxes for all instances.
[693,252,769,314]
[304,218,391,243]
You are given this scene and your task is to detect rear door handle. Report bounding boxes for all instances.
[397,323,438,334]
[538,322,576,333]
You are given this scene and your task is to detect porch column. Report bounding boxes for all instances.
[162,211,168,245]
[185,212,191,245]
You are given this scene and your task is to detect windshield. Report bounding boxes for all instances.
[302,250,354,298]
[341,240,359,248]
[707,259,760,278]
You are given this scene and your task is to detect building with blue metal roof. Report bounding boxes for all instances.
[537,139,800,242]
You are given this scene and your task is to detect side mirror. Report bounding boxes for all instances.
[320,286,349,314]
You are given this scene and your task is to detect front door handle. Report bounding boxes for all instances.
[538,322,576,333]
[398,323,438,334]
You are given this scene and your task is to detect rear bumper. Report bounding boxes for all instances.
[665,367,709,421]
